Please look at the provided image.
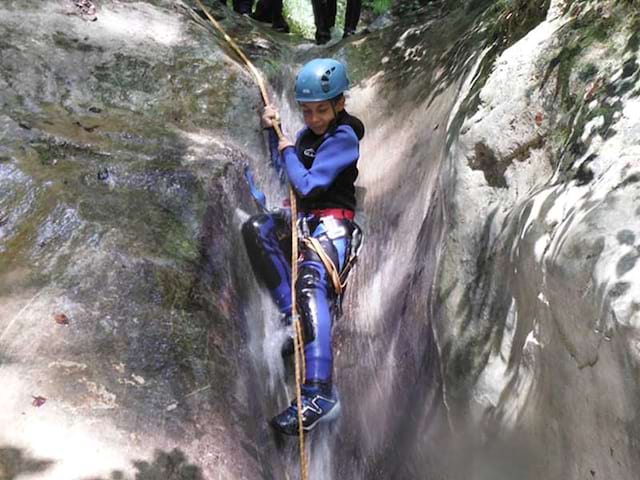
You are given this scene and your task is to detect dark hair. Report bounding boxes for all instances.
[330,93,344,104]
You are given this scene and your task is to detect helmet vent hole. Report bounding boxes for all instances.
[321,72,331,92]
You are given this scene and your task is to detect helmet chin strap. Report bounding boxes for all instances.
[328,100,339,134]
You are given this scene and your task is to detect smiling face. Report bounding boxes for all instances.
[300,96,345,135]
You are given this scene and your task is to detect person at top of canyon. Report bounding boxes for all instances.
[249,0,290,32]
[312,0,362,44]
[242,58,365,435]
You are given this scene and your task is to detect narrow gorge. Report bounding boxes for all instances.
[1,0,639,479]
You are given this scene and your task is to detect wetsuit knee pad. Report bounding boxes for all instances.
[242,214,273,271]
[242,214,289,291]
[298,262,326,291]
[241,213,270,245]
[296,262,329,344]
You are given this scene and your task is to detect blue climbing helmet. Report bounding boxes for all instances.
[294,58,350,102]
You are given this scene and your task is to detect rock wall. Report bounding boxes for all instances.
[433,0,640,478]
[0,1,282,478]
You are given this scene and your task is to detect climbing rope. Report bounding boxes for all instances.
[192,1,308,478]
[303,236,345,295]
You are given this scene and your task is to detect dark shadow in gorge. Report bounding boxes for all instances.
[0,446,54,480]
[80,448,203,480]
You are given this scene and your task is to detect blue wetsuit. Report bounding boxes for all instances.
[243,110,365,385]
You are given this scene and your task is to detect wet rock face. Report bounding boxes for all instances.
[434,0,640,478]
[322,0,640,478]
[0,1,275,478]
[1,0,638,479]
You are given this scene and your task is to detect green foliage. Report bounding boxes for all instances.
[363,0,392,15]
[284,0,319,38]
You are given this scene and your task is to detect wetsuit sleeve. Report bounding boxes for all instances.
[281,125,359,198]
[267,128,284,178]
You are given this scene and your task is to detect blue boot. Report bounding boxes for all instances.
[270,382,340,435]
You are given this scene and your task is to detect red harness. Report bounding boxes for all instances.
[307,208,354,220]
